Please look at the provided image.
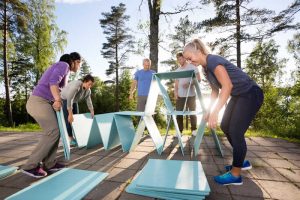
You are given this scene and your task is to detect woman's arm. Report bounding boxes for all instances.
[208,65,233,129]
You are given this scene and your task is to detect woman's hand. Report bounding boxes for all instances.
[208,110,219,129]
[52,100,62,111]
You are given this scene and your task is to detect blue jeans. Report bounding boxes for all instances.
[221,86,264,168]
[62,100,79,137]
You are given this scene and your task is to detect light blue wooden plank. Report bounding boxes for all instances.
[0,165,17,179]
[114,115,135,152]
[126,176,205,200]
[115,111,146,116]
[129,119,146,152]
[155,76,174,112]
[72,113,94,148]
[171,115,185,156]
[211,129,224,157]
[193,117,206,156]
[56,111,71,160]
[6,168,108,200]
[86,117,102,149]
[143,116,164,155]
[135,159,210,195]
[154,70,195,80]
[89,113,120,150]
[144,77,159,114]
[107,117,121,150]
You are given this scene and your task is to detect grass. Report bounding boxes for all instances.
[158,126,300,144]
[0,122,299,144]
[0,123,41,132]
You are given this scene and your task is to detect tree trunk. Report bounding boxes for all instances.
[115,43,120,112]
[3,0,14,126]
[148,0,160,72]
[236,0,241,68]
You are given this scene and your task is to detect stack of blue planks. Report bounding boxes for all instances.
[126,159,210,200]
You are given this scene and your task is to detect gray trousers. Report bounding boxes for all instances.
[176,96,197,132]
[23,95,60,170]
[137,96,148,111]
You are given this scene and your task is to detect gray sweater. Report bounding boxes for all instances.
[61,80,93,111]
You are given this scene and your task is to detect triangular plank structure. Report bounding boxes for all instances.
[86,113,114,149]
[126,159,210,199]
[151,70,223,156]
[5,168,108,200]
[56,111,71,160]
[0,165,18,180]
[72,113,94,148]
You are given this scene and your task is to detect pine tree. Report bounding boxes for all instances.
[0,0,29,125]
[245,39,286,89]
[100,3,134,111]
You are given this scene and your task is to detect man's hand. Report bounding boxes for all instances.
[68,113,74,124]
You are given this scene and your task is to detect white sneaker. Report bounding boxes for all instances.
[192,130,197,136]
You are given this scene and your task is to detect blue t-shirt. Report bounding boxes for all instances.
[134,69,155,96]
[206,54,257,96]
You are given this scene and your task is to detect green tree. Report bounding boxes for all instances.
[140,0,195,72]
[0,0,29,125]
[245,40,286,89]
[23,0,67,83]
[79,58,91,78]
[199,0,277,67]
[119,69,135,111]
[100,3,134,111]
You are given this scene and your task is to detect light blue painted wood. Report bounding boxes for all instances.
[135,159,210,195]
[86,117,102,149]
[5,168,108,200]
[56,111,71,160]
[171,115,185,156]
[72,113,94,148]
[143,116,164,155]
[211,129,224,157]
[89,113,120,150]
[144,77,159,115]
[126,176,205,200]
[154,70,195,80]
[114,115,135,151]
[0,165,17,179]
[129,119,146,152]
[193,118,206,156]
[155,76,174,112]
[115,111,146,116]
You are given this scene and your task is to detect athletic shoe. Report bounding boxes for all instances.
[225,160,252,171]
[214,171,243,185]
[47,163,65,172]
[21,167,47,178]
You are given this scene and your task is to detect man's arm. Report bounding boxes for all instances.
[129,80,137,99]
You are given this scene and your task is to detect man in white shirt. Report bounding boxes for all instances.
[174,52,201,136]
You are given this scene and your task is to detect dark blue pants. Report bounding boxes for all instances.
[62,100,79,137]
[221,86,264,168]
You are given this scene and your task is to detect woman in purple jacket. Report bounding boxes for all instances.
[22,52,81,178]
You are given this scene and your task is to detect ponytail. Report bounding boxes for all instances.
[183,39,210,56]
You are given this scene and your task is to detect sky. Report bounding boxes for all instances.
[54,0,299,83]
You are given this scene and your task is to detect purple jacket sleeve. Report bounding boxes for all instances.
[49,62,69,86]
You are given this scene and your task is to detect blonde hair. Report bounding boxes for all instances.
[183,39,210,55]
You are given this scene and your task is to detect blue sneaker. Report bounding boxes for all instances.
[214,172,243,185]
[70,139,77,147]
[225,160,252,172]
